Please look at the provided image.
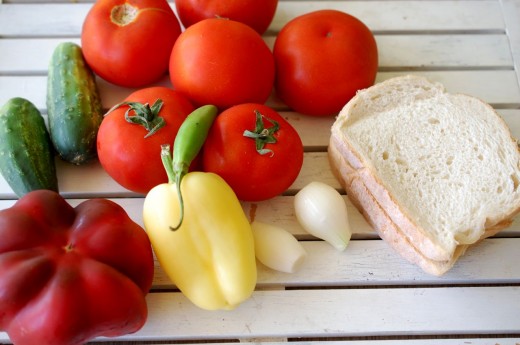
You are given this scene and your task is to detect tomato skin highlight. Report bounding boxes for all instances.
[81,0,182,88]
[202,103,304,202]
[174,0,278,35]
[97,87,195,194]
[169,18,275,110]
[273,10,378,117]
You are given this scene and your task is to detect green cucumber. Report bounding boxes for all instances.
[47,42,103,165]
[0,97,58,197]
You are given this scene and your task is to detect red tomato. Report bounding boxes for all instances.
[174,0,278,35]
[273,10,378,117]
[81,0,182,87]
[169,18,275,110]
[202,103,304,202]
[97,87,195,194]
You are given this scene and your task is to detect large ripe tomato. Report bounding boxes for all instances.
[174,0,278,35]
[81,0,182,87]
[202,103,304,202]
[169,18,275,110]
[97,87,195,194]
[273,10,378,117]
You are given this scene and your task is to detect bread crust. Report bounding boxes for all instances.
[329,131,453,262]
[328,75,520,275]
[328,141,462,275]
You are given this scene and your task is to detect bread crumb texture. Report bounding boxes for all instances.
[342,75,520,247]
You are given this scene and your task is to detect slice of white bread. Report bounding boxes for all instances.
[328,75,520,275]
[330,141,509,275]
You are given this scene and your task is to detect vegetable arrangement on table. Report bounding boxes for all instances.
[0,0,377,343]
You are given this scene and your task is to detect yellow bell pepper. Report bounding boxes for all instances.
[142,105,257,310]
[144,171,256,310]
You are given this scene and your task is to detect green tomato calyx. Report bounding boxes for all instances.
[106,98,166,138]
[243,110,279,156]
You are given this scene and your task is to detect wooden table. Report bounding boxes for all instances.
[1,0,520,344]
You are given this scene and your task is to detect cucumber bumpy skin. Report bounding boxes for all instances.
[47,42,103,165]
[0,97,58,197]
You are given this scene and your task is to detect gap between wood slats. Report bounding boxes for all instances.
[85,336,520,345]
[0,29,509,40]
[1,66,515,78]
[149,283,520,294]
[284,335,520,344]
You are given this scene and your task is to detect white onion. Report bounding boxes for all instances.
[251,221,307,273]
[294,181,352,251]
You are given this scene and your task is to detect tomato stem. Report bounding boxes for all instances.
[105,99,166,138]
[111,3,138,26]
[243,110,279,156]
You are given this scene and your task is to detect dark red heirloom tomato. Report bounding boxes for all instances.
[81,0,182,87]
[0,190,154,345]
[97,86,195,194]
[273,9,378,117]
[174,0,278,35]
[169,18,275,110]
[202,103,304,202]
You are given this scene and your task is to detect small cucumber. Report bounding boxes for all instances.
[47,42,103,165]
[0,97,58,197]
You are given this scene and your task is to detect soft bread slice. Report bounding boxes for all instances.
[329,141,510,275]
[329,75,520,273]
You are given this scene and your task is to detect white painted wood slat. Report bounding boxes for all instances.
[0,192,519,287]
[133,287,520,340]
[2,286,518,342]
[151,238,520,288]
[0,34,514,74]
[0,1,507,36]
[502,0,520,79]
[1,71,518,114]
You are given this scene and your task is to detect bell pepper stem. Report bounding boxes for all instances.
[160,144,185,231]
[171,160,190,231]
[160,144,175,183]
[171,172,184,231]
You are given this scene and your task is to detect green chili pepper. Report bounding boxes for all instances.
[161,104,219,230]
